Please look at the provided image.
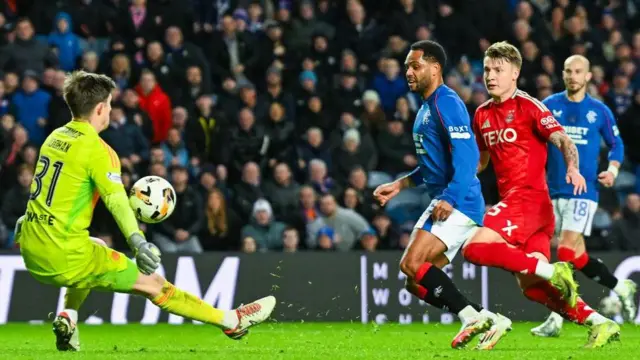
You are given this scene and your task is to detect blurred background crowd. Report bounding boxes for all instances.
[0,0,639,254]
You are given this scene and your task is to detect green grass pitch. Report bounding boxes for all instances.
[0,322,636,359]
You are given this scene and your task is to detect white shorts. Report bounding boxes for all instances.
[552,198,598,236]
[410,199,479,261]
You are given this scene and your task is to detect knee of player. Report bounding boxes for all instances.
[399,257,420,278]
[557,231,584,251]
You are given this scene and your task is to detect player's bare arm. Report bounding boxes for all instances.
[598,160,620,188]
[548,131,587,195]
[477,151,490,173]
[373,171,414,206]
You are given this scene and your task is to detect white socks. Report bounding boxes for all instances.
[458,305,479,324]
[62,309,78,324]
[535,261,555,280]
[613,280,629,297]
[586,312,608,326]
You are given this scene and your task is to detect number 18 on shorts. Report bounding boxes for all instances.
[553,198,598,236]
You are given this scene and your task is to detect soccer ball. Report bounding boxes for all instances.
[600,295,622,318]
[129,176,177,224]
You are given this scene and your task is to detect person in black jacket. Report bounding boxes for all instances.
[1,164,31,248]
[47,70,72,133]
[265,102,296,169]
[152,165,204,253]
[187,94,228,166]
[100,102,150,174]
[228,107,268,180]
[232,161,264,221]
[376,118,416,176]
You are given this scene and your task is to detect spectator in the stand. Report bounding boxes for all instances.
[160,128,189,169]
[307,193,370,251]
[620,91,640,193]
[0,18,57,75]
[200,188,240,251]
[233,161,264,220]
[377,118,416,176]
[390,0,427,42]
[228,108,267,177]
[117,0,159,61]
[1,164,32,247]
[610,193,640,251]
[208,13,259,85]
[263,67,295,122]
[145,41,179,102]
[101,103,149,173]
[47,70,71,132]
[347,166,378,220]
[357,228,379,252]
[360,90,386,135]
[11,70,51,146]
[0,81,9,117]
[264,162,300,221]
[297,70,319,111]
[4,72,19,99]
[300,95,334,137]
[179,65,211,108]
[333,70,363,115]
[164,26,210,85]
[81,51,100,73]
[47,12,82,72]
[328,111,375,153]
[153,165,204,253]
[289,0,335,52]
[371,212,401,249]
[109,54,136,92]
[333,129,377,185]
[135,70,172,143]
[337,1,378,64]
[1,125,28,187]
[237,83,268,121]
[371,58,408,113]
[241,199,287,251]
[122,88,154,141]
[606,71,634,116]
[393,96,416,132]
[299,127,332,174]
[189,94,228,165]
[265,102,296,168]
[308,158,341,197]
[282,227,299,252]
[150,162,168,178]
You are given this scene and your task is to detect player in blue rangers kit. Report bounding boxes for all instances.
[374,40,511,350]
[531,55,637,337]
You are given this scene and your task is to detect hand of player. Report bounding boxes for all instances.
[130,234,161,275]
[373,181,401,207]
[431,200,453,222]
[566,166,587,195]
[597,170,615,188]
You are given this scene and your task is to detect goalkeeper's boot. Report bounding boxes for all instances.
[584,319,620,349]
[451,313,493,349]
[617,279,637,322]
[52,311,80,351]
[549,262,579,307]
[224,295,276,340]
[531,312,563,337]
[476,313,513,350]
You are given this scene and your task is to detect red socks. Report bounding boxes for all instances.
[557,247,589,270]
[523,281,594,324]
[463,242,539,275]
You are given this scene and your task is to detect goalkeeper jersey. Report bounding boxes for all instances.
[20,120,125,253]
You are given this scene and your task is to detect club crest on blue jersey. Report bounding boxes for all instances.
[422,107,431,125]
[586,110,597,124]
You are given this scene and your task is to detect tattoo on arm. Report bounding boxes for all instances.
[548,132,579,169]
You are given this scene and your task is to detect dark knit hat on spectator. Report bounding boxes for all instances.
[299,70,318,84]
[233,8,249,23]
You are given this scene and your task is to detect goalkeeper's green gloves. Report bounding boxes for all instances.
[128,233,162,275]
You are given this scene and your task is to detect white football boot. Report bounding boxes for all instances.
[531,312,563,337]
[52,311,80,351]
[223,296,276,340]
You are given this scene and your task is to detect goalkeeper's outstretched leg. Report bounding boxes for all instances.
[53,238,276,352]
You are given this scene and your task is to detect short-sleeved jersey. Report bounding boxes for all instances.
[20,120,123,252]
[411,85,485,225]
[544,92,624,201]
[473,89,564,198]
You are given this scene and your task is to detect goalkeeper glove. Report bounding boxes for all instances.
[128,233,162,275]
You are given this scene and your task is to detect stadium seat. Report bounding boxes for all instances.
[367,171,394,188]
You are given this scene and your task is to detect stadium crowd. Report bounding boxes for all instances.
[0,0,639,254]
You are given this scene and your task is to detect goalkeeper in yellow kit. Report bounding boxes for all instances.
[14,71,275,351]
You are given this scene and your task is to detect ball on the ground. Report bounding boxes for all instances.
[129,176,176,224]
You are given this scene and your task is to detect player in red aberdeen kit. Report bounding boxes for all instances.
[462,42,620,349]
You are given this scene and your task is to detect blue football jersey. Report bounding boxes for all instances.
[544,92,624,201]
[409,85,485,225]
